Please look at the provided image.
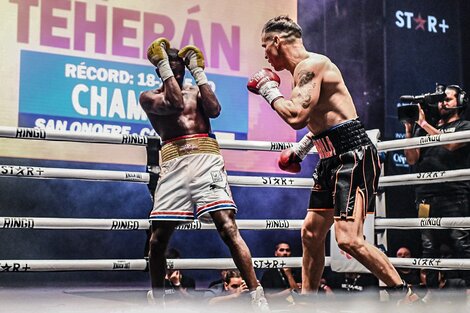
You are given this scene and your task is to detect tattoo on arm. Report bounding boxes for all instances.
[294,71,317,109]
[300,93,312,109]
[296,83,316,109]
[298,71,315,87]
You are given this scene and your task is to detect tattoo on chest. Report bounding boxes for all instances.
[298,71,315,87]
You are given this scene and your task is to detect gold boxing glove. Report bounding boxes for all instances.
[178,45,208,85]
[147,38,173,81]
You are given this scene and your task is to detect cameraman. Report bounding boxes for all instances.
[403,85,470,302]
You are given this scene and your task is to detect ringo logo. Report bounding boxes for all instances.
[395,10,449,33]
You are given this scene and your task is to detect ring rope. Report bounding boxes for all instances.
[0,126,149,146]
[0,259,148,272]
[0,258,307,272]
[0,164,312,187]
[0,217,302,231]
[375,217,470,230]
[1,164,470,188]
[2,125,470,153]
[389,257,470,271]
[0,165,150,183]
[227,175,312,188]
[376,130,470,152]
[1,257,469,272]
[379,168,470,187]
[2,217,470,231]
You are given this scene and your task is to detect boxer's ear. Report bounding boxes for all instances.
[273,35,280,46]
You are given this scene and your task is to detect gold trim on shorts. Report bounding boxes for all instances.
[161,136,220,162]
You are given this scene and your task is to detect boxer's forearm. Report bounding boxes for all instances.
[271,98,309,130]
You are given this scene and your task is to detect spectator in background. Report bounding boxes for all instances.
[162,248,196,304]
[208,270,229,290]
[207,270,250,307]
[395,247,421,287]
[339,272,378,293]
[260,242,301,308]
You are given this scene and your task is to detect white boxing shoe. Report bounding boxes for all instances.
[250,286,270,312]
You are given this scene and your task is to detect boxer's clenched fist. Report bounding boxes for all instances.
[147,38,173,81]
[278,148,302,173]
[178,45,208,85]
[247,68,283,106]
[147,38,170,66]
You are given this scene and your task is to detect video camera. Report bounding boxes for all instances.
[397,84,445,124]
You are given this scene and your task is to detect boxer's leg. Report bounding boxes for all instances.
[210,209,269,311]
[301,209,334,293]
[210,209,258,290]
[148,221,178,299]
[334,189,403,287]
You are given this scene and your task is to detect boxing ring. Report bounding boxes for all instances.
[1,126,470,312]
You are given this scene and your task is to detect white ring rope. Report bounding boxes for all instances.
[379,168,470,187]
[2,217,470,231]
[376,130,470,152]
[0,165,150,183]
[0,126,149,146]
[0,258,306,272]
[2,164,470,188]
[227,175,312,188]
[2,125,470,153]
[389,257,470,271]
[0,217,302,231]
[375,217,470,230]
[1,257,469,272]
[0,164,312,187]
[0,259,148,272]
[217,138,294,152]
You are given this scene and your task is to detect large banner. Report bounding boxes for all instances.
[1,0,297,172]
[384,0,461,142]
[384,0,461,175]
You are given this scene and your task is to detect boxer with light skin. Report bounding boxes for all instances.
[208,270,249,305]
[140,38,268,311]
[248,15,417,302]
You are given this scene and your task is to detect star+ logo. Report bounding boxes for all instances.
[395,10,449,33]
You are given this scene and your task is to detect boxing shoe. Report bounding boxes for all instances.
[250,286,270,312]
[398,286,420,305]
[386,281,420,306]
[147,290,166,309]
[290,291,318,307]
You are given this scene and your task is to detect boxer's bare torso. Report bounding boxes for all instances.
[140,84,212,141]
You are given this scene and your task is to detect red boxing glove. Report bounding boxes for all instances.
[278,148,302,173]
[247,68,283,106]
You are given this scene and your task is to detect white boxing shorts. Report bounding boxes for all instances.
[150,134,237,224]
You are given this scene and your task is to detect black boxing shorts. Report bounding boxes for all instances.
[308,119,381,220]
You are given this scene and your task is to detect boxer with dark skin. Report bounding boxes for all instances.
[139,38,268,310]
